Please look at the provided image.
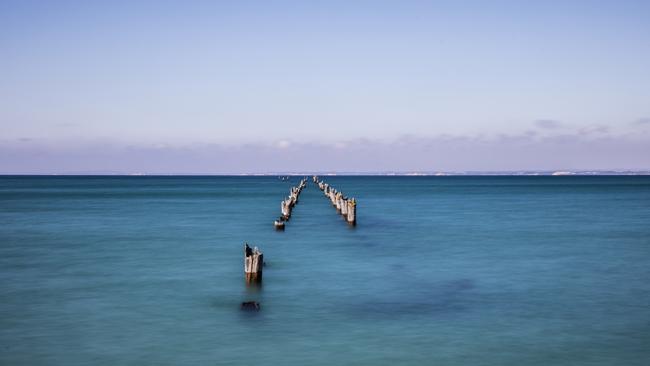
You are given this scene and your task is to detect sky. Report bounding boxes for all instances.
[1,0,649,173]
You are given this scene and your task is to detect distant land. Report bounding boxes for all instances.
[247,171,650,176]
[2,170,650,176]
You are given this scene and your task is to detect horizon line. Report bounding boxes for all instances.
[2,170,650,177]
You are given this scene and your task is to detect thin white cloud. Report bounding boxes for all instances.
[534,119,564,129]
[275,140,291,149]
[578,125,610,136]
[1,131,649,174]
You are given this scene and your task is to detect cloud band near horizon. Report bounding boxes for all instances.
[2,130,649,174]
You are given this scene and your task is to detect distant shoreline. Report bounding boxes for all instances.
[1,171,650,177]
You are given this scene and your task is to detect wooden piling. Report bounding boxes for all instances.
[281,200,291,219]
[244,243,263,283]
[347,199,356,225]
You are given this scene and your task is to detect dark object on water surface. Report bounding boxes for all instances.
[241,301,260,311]
[274,220,285,230]
[244,243,253,257]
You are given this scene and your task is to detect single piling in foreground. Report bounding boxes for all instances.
[244,243,263,283]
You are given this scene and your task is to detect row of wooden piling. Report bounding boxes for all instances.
[312,176,356,225]
[246,178,308,293]
[274,178,308,230]
[243,177,357,310]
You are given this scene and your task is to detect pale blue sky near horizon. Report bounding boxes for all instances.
[1,0,650,173]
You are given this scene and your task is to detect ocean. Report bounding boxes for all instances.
[1,176,649,365]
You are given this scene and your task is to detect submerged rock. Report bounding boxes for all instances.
[241,301,260,311]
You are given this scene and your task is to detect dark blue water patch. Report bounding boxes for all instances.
[332,278,478,320]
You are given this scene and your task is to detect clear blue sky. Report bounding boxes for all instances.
[1,0,649,173]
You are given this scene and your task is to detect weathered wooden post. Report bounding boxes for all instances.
[244,243,263,283]
[281,200,290,219]
[341,198,348,216]
[347,198,356,225]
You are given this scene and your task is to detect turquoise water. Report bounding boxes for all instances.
[1,176,649,365]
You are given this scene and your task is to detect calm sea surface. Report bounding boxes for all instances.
[1,176,649,365]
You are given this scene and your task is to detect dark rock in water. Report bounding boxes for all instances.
[241,301,260,311]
